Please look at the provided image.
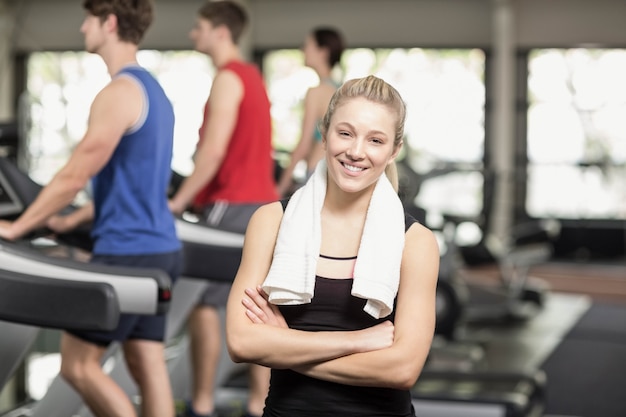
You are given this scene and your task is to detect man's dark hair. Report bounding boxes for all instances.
[198,0,249,44]
[83,0,153,44]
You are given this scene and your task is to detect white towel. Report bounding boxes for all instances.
[262,159,405,319]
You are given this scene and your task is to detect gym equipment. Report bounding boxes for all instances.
[0,262,119,390]
[442,213,557,324]
[397,159,474,339]
[397,158,557,326]
[396,159,550,416]
[0,122,18,160]
[0,240,172,389]
[0,160,173,416]
[0,161,245,417]
[411,370,546,417]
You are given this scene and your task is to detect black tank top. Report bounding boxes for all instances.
[263,200,418,417]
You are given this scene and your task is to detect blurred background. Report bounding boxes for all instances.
[0,1,624,416]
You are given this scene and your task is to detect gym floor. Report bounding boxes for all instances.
[456,260,626,417]
[463,260,626,305]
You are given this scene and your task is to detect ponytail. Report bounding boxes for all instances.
[385,161,399,193]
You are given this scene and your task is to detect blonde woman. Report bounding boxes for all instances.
[227,76,440,417]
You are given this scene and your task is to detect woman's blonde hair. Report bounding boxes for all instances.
[320,75,406,191]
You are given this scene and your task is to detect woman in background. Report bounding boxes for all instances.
[276,27,345,196]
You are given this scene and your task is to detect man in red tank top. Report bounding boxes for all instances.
[169,2,277,417]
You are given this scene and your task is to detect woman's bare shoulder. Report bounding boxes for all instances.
[405,221,440,256]
[247,201,285,234]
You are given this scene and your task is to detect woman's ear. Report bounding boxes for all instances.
[388,140,403,165]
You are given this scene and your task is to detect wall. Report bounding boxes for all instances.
[5,0,626,52]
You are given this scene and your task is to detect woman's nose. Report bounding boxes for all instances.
[346,138,365,159]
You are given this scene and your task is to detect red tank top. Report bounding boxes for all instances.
[192,61,278,207]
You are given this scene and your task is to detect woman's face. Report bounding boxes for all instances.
[324,97,400,194]
[302,34,325,68]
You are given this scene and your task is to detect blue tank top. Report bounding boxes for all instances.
[91,65,181,255]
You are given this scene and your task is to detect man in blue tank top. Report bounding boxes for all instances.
[0,1,182,416]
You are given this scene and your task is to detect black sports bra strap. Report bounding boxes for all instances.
[404,212,418,232]
[279,197,417,232]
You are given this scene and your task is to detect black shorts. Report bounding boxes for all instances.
[68,249,183,347]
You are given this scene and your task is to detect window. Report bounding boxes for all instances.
[264,47,486,221]
[22,50,213,187]
[527,49,626,220]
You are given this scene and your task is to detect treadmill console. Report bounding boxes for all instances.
[0,166,23,218]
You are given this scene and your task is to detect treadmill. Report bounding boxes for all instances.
[0,158,172,417]
[0,159,246,417]
[60,216,248,417]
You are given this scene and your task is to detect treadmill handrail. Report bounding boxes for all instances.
[0,241,171,315]
[0,268,120,331]
[175,218,244,247]
[175,218,245,282]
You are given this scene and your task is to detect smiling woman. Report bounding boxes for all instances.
[225,75,440,417]
[320,76,406,196]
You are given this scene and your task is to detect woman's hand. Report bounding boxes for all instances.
[242,285,288,328]
[351,321,395,352]
[242,285,393,352]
